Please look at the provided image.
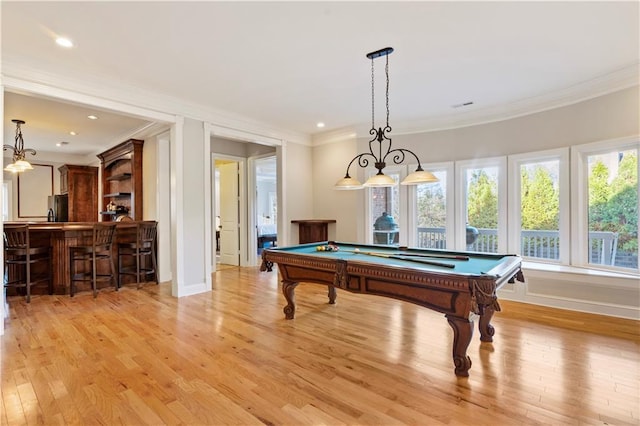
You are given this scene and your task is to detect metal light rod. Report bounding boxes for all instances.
[334,47,438,190]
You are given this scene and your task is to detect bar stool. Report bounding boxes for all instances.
[117,221,158,289]
[69,223,117,297]
[3,225,53,303]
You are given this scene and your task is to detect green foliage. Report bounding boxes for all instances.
[521,166,559,230]
[588,151,638,255]
[416,183,446,227]
[467,170,497,228]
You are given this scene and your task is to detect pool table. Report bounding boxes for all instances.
[260,241,524,377]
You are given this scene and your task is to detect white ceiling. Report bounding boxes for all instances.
[2,1,639,156]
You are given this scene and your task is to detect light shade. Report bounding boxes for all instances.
[4,160,34,173]
[363,173,396,187]
[334,175,364,190]
[401,169,439,185]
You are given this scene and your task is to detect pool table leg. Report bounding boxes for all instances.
[282,280,299,319]
[445,314,473,377]
[328,286,337,304]
[478,305,496,342]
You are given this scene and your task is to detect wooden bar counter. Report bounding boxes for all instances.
[3,221,152,295]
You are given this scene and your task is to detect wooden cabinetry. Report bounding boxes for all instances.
[291,220,336,243]
[58,164,99,222]
[97,139,144,221]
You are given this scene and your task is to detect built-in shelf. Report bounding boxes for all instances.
[103,192,132,198]
[106,173,132,181]
[97,139,144,221]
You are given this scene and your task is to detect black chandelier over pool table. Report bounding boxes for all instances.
[334,47,438,190]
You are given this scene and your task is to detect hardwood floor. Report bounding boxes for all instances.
[2,266,639,425]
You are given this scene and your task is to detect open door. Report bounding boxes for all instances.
[219,162,240,266]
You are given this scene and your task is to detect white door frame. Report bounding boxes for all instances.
[211,154,247,271]
[207,124,284,269]
[248,153,278,266]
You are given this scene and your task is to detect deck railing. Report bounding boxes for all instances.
[414,227,630,267]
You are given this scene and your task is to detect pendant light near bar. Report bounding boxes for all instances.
[3,119,36,173]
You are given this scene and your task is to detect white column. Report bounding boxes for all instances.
[171,117,211,297]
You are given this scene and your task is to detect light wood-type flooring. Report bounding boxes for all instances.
[2,266,639,425]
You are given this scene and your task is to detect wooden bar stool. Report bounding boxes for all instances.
[69,223,117,297]
[3,225,53,303]
[118,221,158,289]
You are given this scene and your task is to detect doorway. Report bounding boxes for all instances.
[255,155,278,261]
[215,159,240,267]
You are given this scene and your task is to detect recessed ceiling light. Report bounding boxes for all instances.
[56,141,70,147]
[87,115,98,120]
[55,37,74,48]
[316,122,325,128]
[69,131,77,136]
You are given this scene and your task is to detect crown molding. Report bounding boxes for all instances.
[316,63,640,140]
[1,60,311,146]
[311,127,358,146]
[401,64,639,136]
[4,59,636,146]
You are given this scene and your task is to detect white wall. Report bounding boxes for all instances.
[142,138,158,221]
[312,137,361,242]
[283,142,314,245]
[311,87,640,319]
[2,153,98,221]
[178,118,208,293]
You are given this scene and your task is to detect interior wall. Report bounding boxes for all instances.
[180,118,207,289]
[142,138,158,221]
[2,154,97,221]
[256,180,276,224]
[388,86,639,163]
[311,87,640,319]
[312,138,360,242]
[283,142,314,245]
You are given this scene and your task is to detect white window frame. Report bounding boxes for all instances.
[571,136,640,272]
[406,161,455,249]
[456,156,507,252]
[508,148,570,264]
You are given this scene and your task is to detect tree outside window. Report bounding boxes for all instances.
[466,167,499,252]
[520,161,560,260]
[587,149,638,269]
[415,170,446,248]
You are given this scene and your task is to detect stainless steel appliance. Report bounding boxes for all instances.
[47,194,68,222]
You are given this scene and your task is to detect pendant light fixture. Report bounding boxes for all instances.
[4,119,36,173]
[335,47,438,190]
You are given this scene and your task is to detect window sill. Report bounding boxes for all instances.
[522,260,639,282]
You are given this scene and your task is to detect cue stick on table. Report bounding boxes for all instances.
[395,252,469,261]
[342,249,468,261]
[345,250,455,269]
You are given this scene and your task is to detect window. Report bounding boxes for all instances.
[409,163,454,249]
[370,171,401,245]
[587,149,637,269]
[572,138,639,272]
[457,157,507,253]
[509,149,569,264]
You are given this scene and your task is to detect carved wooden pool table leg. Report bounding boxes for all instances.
[282,280,299,319]
[446,314,474,377]
[328,286,337,304]
[478,305,496,342]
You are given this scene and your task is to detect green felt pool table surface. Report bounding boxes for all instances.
[271,242,516,276]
